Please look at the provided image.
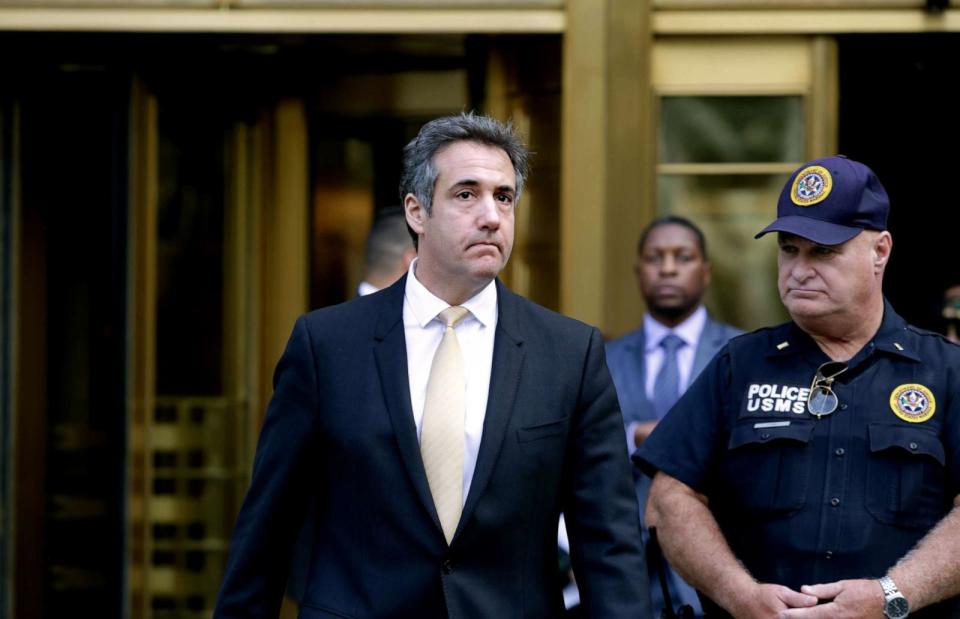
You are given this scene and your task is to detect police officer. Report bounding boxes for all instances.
[635,156,960,618]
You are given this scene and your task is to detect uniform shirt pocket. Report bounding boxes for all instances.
[721,420,816,516]
[865,423,948,529]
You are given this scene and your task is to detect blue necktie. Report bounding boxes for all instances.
[653,334,684,419]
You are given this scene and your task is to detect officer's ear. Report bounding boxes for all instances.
[873,231,892,274]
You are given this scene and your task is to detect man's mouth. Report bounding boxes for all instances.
[653,286,682,296]
[470,241,500,252]
[787,288,823,297]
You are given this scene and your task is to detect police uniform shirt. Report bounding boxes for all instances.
[635,300,960,616]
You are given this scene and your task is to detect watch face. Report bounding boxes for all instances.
[885,596,909,618]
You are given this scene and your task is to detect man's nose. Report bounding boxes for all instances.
[478,195,501,229]
[790,258,816,282]
[660,255,678,274]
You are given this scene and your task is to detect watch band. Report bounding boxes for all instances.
[880,576,900,597]
[880,575,909,619]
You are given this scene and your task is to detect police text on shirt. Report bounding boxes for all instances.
[746,384,811,414]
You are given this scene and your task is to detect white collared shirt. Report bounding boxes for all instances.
[403,258,498,505]
[642,305,707,399]
[625,306,708,452]
[358,280,379,297]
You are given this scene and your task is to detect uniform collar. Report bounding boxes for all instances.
[764,298,920,363]
[870,299,921,362]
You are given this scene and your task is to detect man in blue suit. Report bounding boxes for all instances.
[606,216,741,618]
[215,113,651,618]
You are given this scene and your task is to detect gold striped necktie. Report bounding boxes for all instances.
[421,306,471,544]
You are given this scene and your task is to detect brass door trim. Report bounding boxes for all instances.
[0,7,566,32]
[655,0,947,8]
[658,162,805,175]
[654,9,960,34]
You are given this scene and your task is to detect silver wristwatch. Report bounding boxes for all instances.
[880,575,909,619]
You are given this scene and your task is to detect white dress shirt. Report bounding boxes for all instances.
[403,258,498,505]
[642,305,707,398]
[625,305,707,452]
[358,280,379,297]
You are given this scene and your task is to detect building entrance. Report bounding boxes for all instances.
[839,34,960,332]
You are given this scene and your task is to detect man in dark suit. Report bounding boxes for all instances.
[285,206,416,608]
[214,112,651,618]
[605,216,741,618]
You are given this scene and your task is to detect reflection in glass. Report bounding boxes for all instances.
[657,174,790,331]
[156,105,224,396]
[659,96,804,164]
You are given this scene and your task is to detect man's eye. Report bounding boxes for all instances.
[779,245,798,254]
[457,191,472,199]
[497,193,513,203]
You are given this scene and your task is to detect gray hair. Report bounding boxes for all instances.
[399,112,530,245]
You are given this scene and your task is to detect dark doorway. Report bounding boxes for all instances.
[13,62,129,619]
[839,34,960,332]
[0,96,13,619]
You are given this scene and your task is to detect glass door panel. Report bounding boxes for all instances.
[652,36,835,330]
[659,95,804,164]
[657,173,788,329]
[132,89,259,619]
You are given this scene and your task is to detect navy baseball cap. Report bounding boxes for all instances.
[755,155,889,245]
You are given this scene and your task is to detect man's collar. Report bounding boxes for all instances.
[643,305,707,352]
[765,298,920,362]
[404,258,497,328]
[358,281,379,297]
[870,298,921,361]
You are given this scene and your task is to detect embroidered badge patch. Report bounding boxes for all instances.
[790,165,833,207]
[745,383,809,415]
[889,384,936,423]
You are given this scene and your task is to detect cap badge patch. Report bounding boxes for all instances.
[790,165,833,207]
[889,384,936,423]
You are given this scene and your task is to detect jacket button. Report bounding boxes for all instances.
[835,448,845,457]
[760,432,771,440]
[909,442,919,451]
[830,497,841,507]
[442,560,453,574]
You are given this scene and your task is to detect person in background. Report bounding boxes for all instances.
[941,284,960,344]
[358,206,417,297]
[638,155,960,618]
[605,215,741,618]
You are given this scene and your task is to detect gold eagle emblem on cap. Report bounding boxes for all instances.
[791,165,833,207]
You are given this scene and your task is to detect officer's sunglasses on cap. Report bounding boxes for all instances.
[807,361,849,418]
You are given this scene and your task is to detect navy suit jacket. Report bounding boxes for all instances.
[605,314,741,615]
[605,315,742,434]
[215,276,651,619]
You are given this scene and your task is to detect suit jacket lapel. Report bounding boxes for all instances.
[691,316,723,378]
[457,280,525,538]
[373,275,444,534]
[625,331,656,421]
